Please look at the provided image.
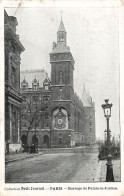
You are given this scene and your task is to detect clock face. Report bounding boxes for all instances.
[58,119,63,125]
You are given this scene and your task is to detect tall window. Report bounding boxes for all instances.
[11,66,16,89]
[59,71,63,83]
[59,88,62,100]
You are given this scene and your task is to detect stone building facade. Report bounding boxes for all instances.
[20,18,96,148]
[5,10,25,152]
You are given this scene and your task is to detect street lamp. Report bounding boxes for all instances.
[101,99,114,182]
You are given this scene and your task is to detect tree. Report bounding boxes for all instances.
[20,95,48,152]
[97,135,120,160]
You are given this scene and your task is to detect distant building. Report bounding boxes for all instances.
[5,10,25,153]
[20,17,96,148]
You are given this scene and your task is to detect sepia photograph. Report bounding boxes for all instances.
[3,3,121,186]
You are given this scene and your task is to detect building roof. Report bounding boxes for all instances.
[81,85,93,107]
[58,20,66,33]
[20,69,47,88]
[51,44,70,54]
[51,17,70,54]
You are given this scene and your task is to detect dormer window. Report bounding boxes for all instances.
[32,78,39,91]
[21,77,28,90]
[33,85,37,90]
[43,75,50,90]
[22,84,26,90]
[45,85,48,90]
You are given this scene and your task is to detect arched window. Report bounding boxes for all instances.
[59,71,63,83]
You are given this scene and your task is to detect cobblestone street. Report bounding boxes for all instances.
[5,152,98,183]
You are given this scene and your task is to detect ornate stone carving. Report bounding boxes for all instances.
[53,108,68,129]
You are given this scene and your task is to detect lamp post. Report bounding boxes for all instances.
[101,99,114,182]
[104,129,107,143]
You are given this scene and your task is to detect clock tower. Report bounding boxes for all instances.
[50,16,75,147]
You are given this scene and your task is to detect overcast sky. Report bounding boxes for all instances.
[6,7,120,140]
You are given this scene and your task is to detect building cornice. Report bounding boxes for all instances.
[5,25,25,52]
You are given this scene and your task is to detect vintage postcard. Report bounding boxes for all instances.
[0,0,124,196]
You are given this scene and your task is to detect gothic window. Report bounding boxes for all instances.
[61,33,64,41]
[90,128,92,132]
[90,122,92,126]
[59,34,61,42]
[59,71,63,83]
[44,113,49,128]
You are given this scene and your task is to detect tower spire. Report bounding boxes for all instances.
[57,12,66,45]
[61,10,62,21]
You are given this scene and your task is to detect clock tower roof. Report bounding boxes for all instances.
[58,19,66,33]
[51,15,71,54]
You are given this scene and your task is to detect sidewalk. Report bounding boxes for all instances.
[94,159,121,182]
[5,146,99,164]
[5,150,44,164]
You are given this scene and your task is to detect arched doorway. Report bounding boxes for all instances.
[43,135,49,148]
